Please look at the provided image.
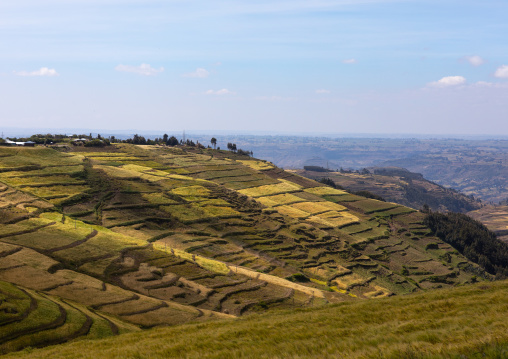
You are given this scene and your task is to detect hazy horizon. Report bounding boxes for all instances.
[3,126,508,141]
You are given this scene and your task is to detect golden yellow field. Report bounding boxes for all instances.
[255,193,305,207]
[304,186,349,196]
[238,179,302,197]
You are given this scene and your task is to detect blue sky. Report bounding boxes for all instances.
[1,0,508,135]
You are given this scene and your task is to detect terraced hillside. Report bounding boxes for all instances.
[296,166,482,213]
[0,280,139,354]
[0,144,488,353]
[468,205,508,243]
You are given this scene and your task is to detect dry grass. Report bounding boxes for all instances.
[9,280,508,359]
[290,201,347,214]
[230,265,324,298]
[0,165,83,178]
[238,180,302,198]
[152,242,230,274]
[307,211,359,227]
[255,193,305,207]
[201,206,240,218]
[21,185,89,201]
[275,205,310,219]
[0,175,83,187]
[304,186,349,196]
[332,272,371,290]
[70,152,128,158]
[160,204,207,222]
[140,192,177,205]
[347,199,401,214]
[171,185,210,197]
[0,147,81,168]
[197,198,231,206]
[236,160,274,171]
[2,247,60,271]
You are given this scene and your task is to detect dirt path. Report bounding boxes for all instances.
[0,222,56,239]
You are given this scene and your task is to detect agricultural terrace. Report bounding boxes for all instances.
[0,280,139,355]
[8,280,508,359]
[0,148,89,205]
[0,143,489,355]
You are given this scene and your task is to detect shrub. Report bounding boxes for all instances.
[84,139,110,147]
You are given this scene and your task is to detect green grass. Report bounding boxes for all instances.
[323,194,364,202]
[346,199,401,214]
[0,281,32,324]
[0,175,84,187]
[0,290,63,348]
[0,280,140,355]
[196,169,254,180]
[201,206,241,218]
[160,204,208,222]
[8,280,508,359]
[0,148,81,168]
[21,185,90,202]
[2,296,88,354]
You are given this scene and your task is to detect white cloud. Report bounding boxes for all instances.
[495,65,508,78]
[428,76,466,88]
[14,67,59,77]
[465,55,485,66]
[342,58,357,64]
[205,89,235,95]
[316,89,331,94]
[115,63,164,76]
[183,68,209,78]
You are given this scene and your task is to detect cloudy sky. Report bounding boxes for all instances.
[1,0,508,135]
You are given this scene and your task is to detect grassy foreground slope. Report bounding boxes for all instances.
[8,280,508,359]
[0,280,139,354]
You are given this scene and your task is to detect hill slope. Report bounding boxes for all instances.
[295,167,482,213]
[7,279,508,359]
[0,144,488,353]
[468,205,508,243]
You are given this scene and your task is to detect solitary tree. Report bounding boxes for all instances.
[211,137,217,149]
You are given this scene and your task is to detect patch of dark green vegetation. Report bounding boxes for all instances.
[424,212,508,278]
[352,190,385,202]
